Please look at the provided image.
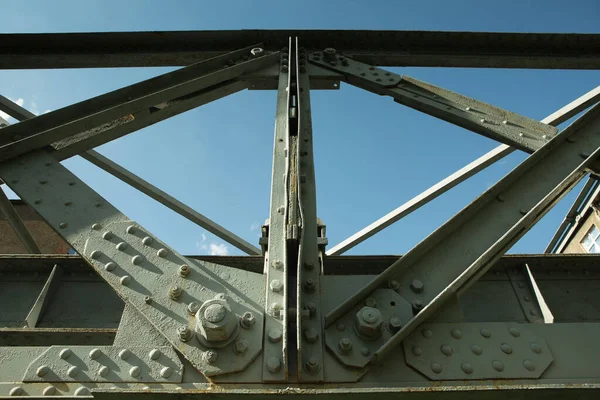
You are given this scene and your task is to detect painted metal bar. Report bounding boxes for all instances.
[0,95,36,120]
[24,264,63,327]
[261,40,292,381]
[0,186,41,254]
[81,150,260,255]
[328,85,600,256]
[0,46,279,161]
[325,103,600,367]
[545,176,599,253]
[1,30,600,69]
[295,39,325,382]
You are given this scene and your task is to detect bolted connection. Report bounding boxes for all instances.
[178,325,194,342]
[354,306,383,339]
[169,286,183,300]
[195,296,239,343]
[240,311,256,329]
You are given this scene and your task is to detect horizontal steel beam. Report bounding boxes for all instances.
[1,30,599,69]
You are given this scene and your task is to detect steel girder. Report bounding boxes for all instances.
[0,31,600,399]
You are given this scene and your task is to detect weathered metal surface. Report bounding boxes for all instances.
[2,30,600,69]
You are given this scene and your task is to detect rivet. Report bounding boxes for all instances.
[523,359,536,371]
[34,199,42,204]
[268,328,283,343]
[431,362,443,374]
[304,261,315,270]
[451,328,463,339]
[9,387,23,396]
[520,209,528,215]
[36,365,50,377]
[441,345,453,356]
[59,222,68,229]
[272,260,283,269]
[157,248,168,257]
[277,206,284,214]
[523,295,531,302]
[160,366,173,378]
[530,342,542,353]
[120,275,131,285]
[131,255,143,265]
[104,262,116,271]
[89,348,101,359]
[42,386,56,396]
[68,366,80,377]
[492,360,504,371]
[388,280,400,290]
[129,366,141,377]
[267,356,281,373]
[303,328,319,344]
[529,309,538,316]
[203,350,218,364]
[412,299,424,313]
[502,120,509,125]
[116,242,128,251]
[389,316,402,333]
[497,194,505,202]
[69,181,76,186]
[336,323,346,331]
[91,223,101,230]
[517,282,526,288]
[270,279,283,292]
[60,348,72,359]
[11,179,19,183]
[64,201,73,206]
[509,327,521,337]
[461,362,473,374]
[144,296,153,304]
[581,151,591,158]
[471,345,483,355]
[566,137,576,143]
[187,302,200,314]
[39,179,48,184]
[480,118,487,123]
[90,250,101,259]
[119,349,131,360]
[466,107,472,111]
[501,343,513,354]
[480,328,492,338]
[412,346,423,356]
[233,339,249,355]
[179,264,190,277]
[102,231,113,240]
[303,278,316,292]
[149,349,161,360]
[338,337,353,355]
[95,201,102,207]
[410,279,424,293]
[142,236,153,245]
[365,297,377,308]
[98,365,109,377]
[126,225,137,234]
[422,329,433,338]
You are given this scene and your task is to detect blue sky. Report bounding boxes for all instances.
[1,0,599,256]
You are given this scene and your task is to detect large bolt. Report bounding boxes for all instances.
[196,297,238,343]
[338,337,353,355]
[354,306,383,339]
[178,325,193,342]
[240,312,256,329]
[323,48,337,62]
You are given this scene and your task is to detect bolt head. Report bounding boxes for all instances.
[365,297,377,308]
[203,350,218,364]
[196,299,238,342]
[410,279,424,293]
[267,356,281,373]
[305,356,321,374]
[389,316,402,333]
[179,264,190,277]
[338,337,353,354]
[169,286,183,300]
[304,328,319,343]
[160,366,173,378]
[240,311,256,329]
[178,325,193,342]
[270,279,283,292]
[233,339,249,355]
[354,306,383,339]
[268,328,283,343]
[187,302,200,315]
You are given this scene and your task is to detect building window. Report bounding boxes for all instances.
[581,224,600,253]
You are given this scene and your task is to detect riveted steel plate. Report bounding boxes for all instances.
[309,51,401,88]
[0,150,264,377]
[324,288,412,368]
[23,345,182,383]
[403,322,553,380]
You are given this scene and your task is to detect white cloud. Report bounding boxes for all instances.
[43,109,52,114]
[202,233,207,242]
[250,221,260,231]
[31,101,39,116]
[209,243,229,256]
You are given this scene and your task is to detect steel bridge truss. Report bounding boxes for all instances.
[1,31,600,399]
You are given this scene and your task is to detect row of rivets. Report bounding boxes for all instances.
[430,359,536,374]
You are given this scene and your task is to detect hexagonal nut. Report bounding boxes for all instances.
[354,306,383,339]
[195,298,238,343]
